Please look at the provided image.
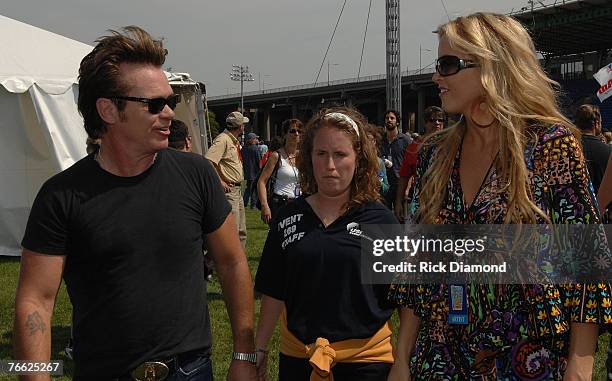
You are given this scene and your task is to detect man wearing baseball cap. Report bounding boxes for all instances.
[205,111,249,248]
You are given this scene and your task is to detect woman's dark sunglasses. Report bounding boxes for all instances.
[435,55,479,77]
[111,94,181,114]
[288,128,302,134]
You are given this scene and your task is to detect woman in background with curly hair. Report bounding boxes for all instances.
[388,12,611,381]
[255,107,399,381]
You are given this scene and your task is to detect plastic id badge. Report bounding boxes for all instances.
[448,285,468,325]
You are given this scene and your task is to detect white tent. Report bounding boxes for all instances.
[0,15,92,256]
[0,16,208,256]
[166,72,209,155]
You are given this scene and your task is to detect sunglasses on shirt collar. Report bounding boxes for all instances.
[435,55,479,77]
[110,94,181,114]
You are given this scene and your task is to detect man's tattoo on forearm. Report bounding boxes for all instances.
[25,311,46,336]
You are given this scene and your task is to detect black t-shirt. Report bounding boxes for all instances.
[581,134,611,193]
[22,149,231,379]
[254,198,397,344]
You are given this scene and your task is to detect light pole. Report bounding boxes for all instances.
[327,61,339,86]
[230,65,254,113]
[419,45,431,74]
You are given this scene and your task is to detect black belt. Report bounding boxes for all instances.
[271,194,295,202]
[116,349,207,381]
[229,182,242,187]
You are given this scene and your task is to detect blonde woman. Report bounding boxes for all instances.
[255,107,398,380]
[388,13,611,380]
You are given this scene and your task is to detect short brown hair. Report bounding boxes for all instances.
[168,119,189,150]
[574,104,601,131]
[297,107,381,209]
[424,106,444,121]
[78,26,167,139]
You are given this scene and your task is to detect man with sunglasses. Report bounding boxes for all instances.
[205,111,249,249]
[394,106,445,222]
[14,27,255,381]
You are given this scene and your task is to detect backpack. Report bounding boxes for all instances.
[255,152,282,210]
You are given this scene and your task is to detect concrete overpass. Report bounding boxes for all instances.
[207,68,440,141]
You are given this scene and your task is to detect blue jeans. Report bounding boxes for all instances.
[166,355,213,381]
[243,180,258,208]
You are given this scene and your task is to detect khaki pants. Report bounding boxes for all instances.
[226,186,247,249]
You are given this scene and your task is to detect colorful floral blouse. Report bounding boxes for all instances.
[388,123,612,380]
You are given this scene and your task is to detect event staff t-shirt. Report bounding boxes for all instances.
[255,198,397,344]
[22,149,231,379]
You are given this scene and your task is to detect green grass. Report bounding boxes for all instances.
[0,208,610,380]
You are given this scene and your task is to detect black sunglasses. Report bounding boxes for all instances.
[428,118,444,123]
[288,128,302,134]
[111,94,181,114]
[435,55,479,77]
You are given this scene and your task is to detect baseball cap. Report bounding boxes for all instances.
[226,111,249,128]
[246,132,259,141]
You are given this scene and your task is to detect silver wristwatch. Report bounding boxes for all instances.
[232,351,257,364]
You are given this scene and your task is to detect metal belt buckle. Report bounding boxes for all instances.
[131,361,169,381]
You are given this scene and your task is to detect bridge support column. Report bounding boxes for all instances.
[377,99,386,126]
[292,104,298,118]
[417,88,425,134]
[264,108,271,141]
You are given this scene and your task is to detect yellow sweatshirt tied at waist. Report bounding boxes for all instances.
[279,308,394,381]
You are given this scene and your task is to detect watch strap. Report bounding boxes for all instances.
[232,351,257,364]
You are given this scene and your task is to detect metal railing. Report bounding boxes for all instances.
[208,67,435,101]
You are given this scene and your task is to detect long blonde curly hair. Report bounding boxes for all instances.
[418,13,576,224]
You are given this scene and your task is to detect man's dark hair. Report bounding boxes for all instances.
[78,26,167,139]
[281,118,303,135]
[384,109,401,123]
[424,106,444,121]
[168,119,189,150]
[574,104,601,131]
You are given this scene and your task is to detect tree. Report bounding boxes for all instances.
[207,110,220,140]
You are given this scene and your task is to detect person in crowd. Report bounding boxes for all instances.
[242,132,263,209]
[13,26,255,380]
[365,124,389,198]
[260,136,283,169]
[380,109,412,210]
[598,153,612,219]
[254,107,398,381]
[257,119,302,224]
[600,153,612,381]
[168,118,192,152]
[604,131,612,145]
[394,106,445,222]
[206,111,248,248]
[388,13,611,381]
[85,137,101,155]
[258,139,269,159]
[575,104,611,193]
